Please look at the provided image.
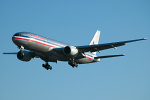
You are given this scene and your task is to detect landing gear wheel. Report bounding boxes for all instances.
[68,60,78,68]
[75,64,78,67]
[50,66,52,70]
[42,63,52,70]
[42,64,45,67]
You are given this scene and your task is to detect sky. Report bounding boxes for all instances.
[0,0,150,100]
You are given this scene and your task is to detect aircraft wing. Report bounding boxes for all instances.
[76,38,147,53]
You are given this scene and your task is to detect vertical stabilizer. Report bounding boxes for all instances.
[89,30,100,55]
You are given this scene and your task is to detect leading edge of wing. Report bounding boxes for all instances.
[76,38,147,52]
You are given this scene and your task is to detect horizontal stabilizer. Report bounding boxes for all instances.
[94,54,125,59]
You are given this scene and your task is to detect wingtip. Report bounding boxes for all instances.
[143,38,147,40]
[120,54,125,56]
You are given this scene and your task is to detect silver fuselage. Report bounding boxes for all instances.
[12,32,100,64]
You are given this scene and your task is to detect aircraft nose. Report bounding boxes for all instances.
[12,33,22,45]
[12,33,21,38]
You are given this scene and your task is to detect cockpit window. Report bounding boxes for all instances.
[14,33,21,36]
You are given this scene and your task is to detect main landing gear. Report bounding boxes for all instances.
[68,62,78,68]
[42,62,52,70]
[68,58,78,68]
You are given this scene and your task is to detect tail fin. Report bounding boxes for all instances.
[89,30,100,55]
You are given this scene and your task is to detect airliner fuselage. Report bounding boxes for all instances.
[12,32,99,65]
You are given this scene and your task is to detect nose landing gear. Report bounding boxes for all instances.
[42,62,52,70]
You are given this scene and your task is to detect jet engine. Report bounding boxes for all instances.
[63,46,79,57]
[17,51,32,62]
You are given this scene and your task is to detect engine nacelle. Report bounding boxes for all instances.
[17,51,32,62]
[63,46,79,57]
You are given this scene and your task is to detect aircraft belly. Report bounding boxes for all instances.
[76,58,93,64]
[50,52,68,61]
[76,57,100,64]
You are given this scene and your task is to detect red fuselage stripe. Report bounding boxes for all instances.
[86,56,92,60]
[12,37,57,48]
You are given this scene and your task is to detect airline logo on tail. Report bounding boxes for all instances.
[89,30,100,45]
[90,41,95,45]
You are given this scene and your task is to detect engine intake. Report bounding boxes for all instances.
[64,46,78,57]
[17,51,32,62]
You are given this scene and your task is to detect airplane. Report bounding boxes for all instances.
[3,30,147,70]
